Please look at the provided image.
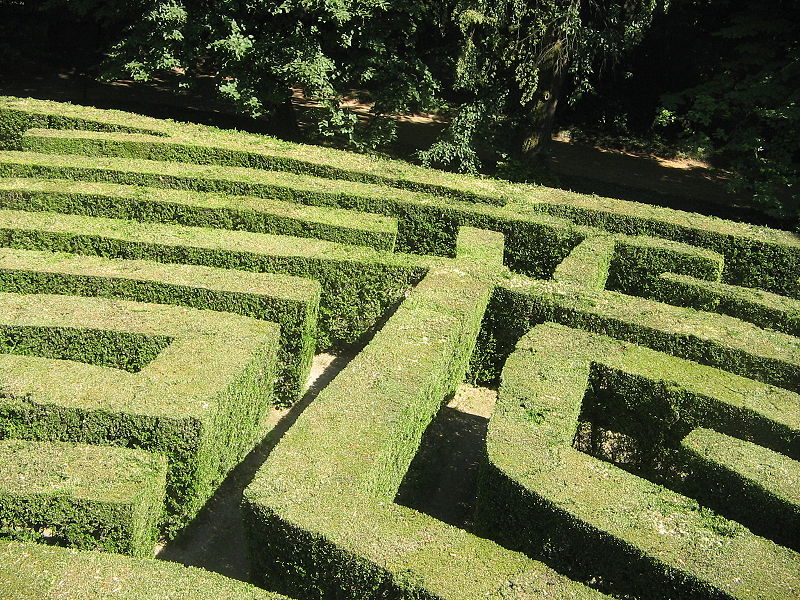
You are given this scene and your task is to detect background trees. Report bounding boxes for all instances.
[1,0,797,225]
[419,1,665,172]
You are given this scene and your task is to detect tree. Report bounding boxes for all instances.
[43,0,664,173]
[657,0,799,223]
[45,0,447,147]
[419,0,667,172]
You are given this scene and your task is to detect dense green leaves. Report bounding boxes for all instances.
[22,1,797,223]
[419,0,666,172]
[658,1,799,223]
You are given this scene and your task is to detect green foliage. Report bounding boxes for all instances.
[0,440,166,557]
[657,1,799,222]
[243,229,606,600]
[43,0,443,150]
[0,293,280,536]
[0,540,288,600]
[0,96,798,600]
[0,247,321,404]
[478,323,800,599]
[420,0,667,172]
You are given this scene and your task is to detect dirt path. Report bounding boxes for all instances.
[155,352,353,582]
[396,385,497,529]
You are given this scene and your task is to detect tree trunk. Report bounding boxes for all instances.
[517,44,567,160]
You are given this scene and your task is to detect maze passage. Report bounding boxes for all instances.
[0,292,280,538]
[479,323,798,599]
[0,96,798,599]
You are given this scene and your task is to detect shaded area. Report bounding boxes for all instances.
[547,138,786,229]
[395,385,497,529]
[0,68,288,138]
[155,351,355,582]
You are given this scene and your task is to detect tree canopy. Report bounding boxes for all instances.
[6,0,798,225]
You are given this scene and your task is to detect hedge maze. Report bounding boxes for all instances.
[0,96,797,599]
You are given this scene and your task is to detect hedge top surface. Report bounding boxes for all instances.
[0,176,399,236]
[0,292,279,418]
[503,275,800,374]
[0,247,321,302]
[492,322,800,600]
[0,541,288,600]
[0,439,167,503]
[682,428,800,505]
[0,207,417,269]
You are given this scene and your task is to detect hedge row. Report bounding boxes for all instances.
[0,94,794,294]
[0,105,166,151]
[550,233,725,296]
[477,322,799,600]
[605,234,724,297]
[0,149,579,274]
[0,540,288,600]
[2,96,798,294]
[243,228,607,600]
[0,292,279,537]
[0,439,166,557]
[8,131,797,298]
[0,208,424,350]
[0,177,398,251]
[648,272,800,336]
[534,199,800,298]
[0,247,319,404]
[680,428,799,551]
[469,274,800,388]
[552,235,615,290]
[0,96,519,204]
[7,140,789,300]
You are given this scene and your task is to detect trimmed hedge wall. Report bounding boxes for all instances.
[470,275,800,388]
[0,96,518,204]
[477,322,800,600]
[648,272,800,336]
[0,177,398,251]
[243,228,607,600]
[0,439,166,557]
[0,149,579,273]
[0,96,798,598]
[679,428,799,551]
[0,208,424,351]
[0,540,288,600]
[1,96,797,295]
[606,235,724,296]
[552,236,615,290]
[534,200,800,298]
[0,292,279,537]
[0,248,319,404]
